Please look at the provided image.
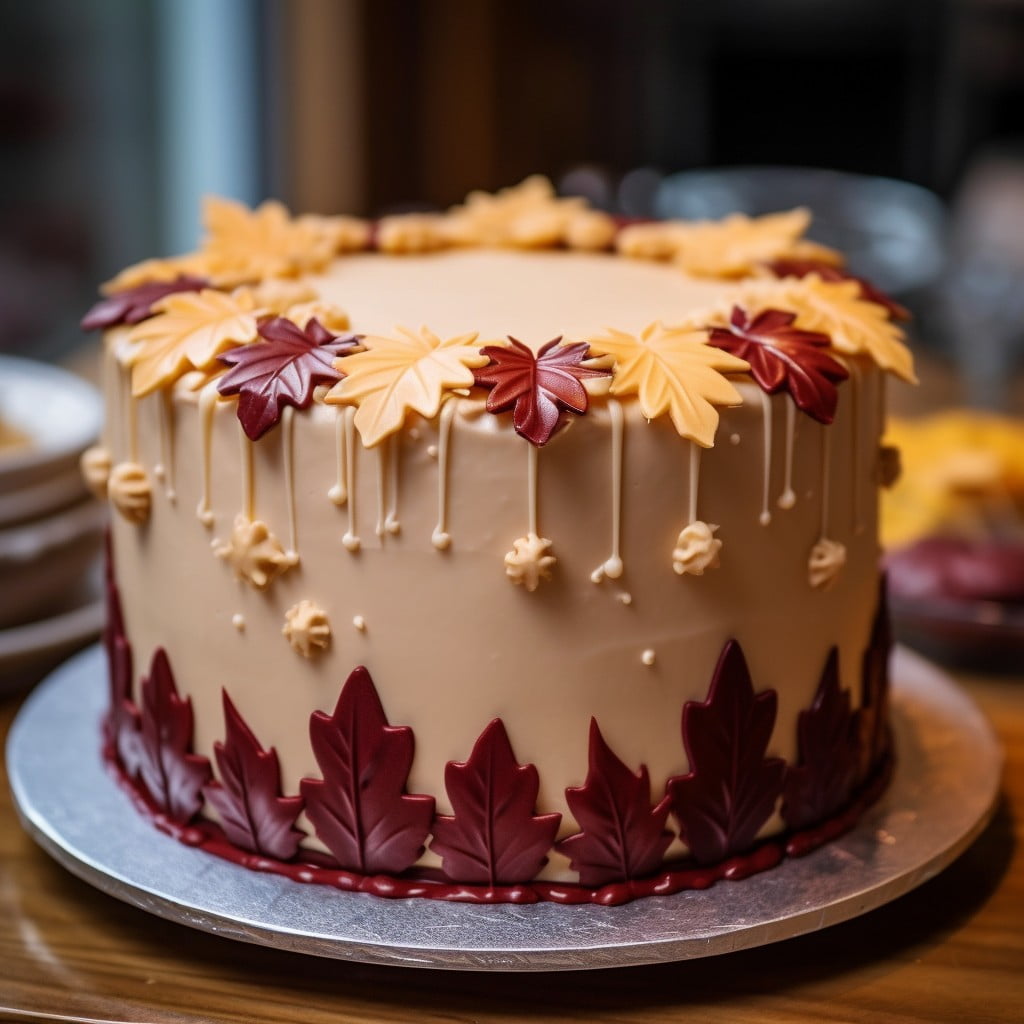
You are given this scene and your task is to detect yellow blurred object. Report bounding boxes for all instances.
[881,411,1024,548]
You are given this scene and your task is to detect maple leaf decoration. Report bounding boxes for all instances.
[473,337,611,447]
[858,577,893,781]
[782,648,861,831]
[217,316,361,440]
[325,326,488,447]
[103,537,141,778]
[125,288,260,397]
[430,719,561,886]
[768,258,910,322]
[708,305,849,424]
[81,276,209,332]
[128,648,212,824]
[300,666,435,874]
[203,691,305,860]
[666,640,786,865]
[587,322,748,446]
[557,719,674,887]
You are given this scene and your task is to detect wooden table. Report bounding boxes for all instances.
[0,659,1020,1023]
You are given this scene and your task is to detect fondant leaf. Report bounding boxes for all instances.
[708,306,849,424]
[430,719,561,886]
[556,719,674,886]
[667,640,786,864]
[781,648,861,830]
[300,666,435,874]
[133,648,212,824]
[858,577,893,781]
[473,338,610,447]
[81,276,209,331]
[767,258,910,321]
[204,691,304,859]
[102,538,141,777]
[217,316,361,440]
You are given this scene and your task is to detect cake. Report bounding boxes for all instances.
[81,178,912,904]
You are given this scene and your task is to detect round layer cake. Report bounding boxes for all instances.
[82,178,911,902]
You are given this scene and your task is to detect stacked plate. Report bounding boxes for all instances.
[0,355,106,692]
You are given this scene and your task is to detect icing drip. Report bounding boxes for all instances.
[342,407,360,552]
[196,383,218,527]
[385,433,400,535]
[759,389,772,526]
[527,443,539,537]
[848,360,862,534]
[591,399,624,583]
[778,399,796,510]
[432,399,457,550]
[125,364,139,462]
[688,442,701,525]
[239,420,254,520]
[282,406,298,558]
[158,388,176,501]
[505,445,555,591]
[819,422,831,537]
[375,443,387,537]
[328,406,347,505]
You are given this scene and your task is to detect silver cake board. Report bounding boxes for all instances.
[6,644,1002,972]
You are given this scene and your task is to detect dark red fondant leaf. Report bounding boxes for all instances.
[667,640,786,865]
[430,719,561,885]
[217,316,362,440]
[858,576,892,781]
[556,719,674,886]
[767,259,910,321]
[204,691,304,859]
[782,648,861,830]
[473,337,610,447]
[708,306,849,424]
[131,648,211,824]
[81,276,209,331]
[300,666,435,874]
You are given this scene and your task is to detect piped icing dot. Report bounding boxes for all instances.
[808,538,847,589]
[431,527,451,551]
[641,649,656,667]
[231,613,245,631]
[672,521,722,576]
[778,489,797,510]
[730,433,741,445]
[109,462,151,524]
[427,445,439,458]
[504,533,556,592]
[352,614,367,632]
[283,600,331,658]
[618,592,633,606]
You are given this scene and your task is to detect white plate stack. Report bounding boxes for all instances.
[0,355,106,691]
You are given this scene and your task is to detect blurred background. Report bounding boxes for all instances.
[1,0,1024,671]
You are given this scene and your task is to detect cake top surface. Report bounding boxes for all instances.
[309,250,732,343]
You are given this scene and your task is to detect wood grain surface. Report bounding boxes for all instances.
[0,662,1021,1023]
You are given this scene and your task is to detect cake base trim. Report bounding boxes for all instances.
[102,737,893,907]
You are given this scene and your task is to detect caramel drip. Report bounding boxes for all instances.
[527,442,539,537]
[819,421,832,537]
[591,399,624,583]
[196,383,218,526]
[282,406,298,557]
[385,433,400,535]
[759,389,772,526]
[328,406,347,506]
[341,406,360,551]
[157,387,177,501]
[432,399,457,550]
[374,442,387,537]
[124,362,139,462]
[239,419,254,520]
[688,441,701,524]
[847,360,862,534]
[778,399,796,510]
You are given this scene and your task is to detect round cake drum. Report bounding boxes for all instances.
[7,645,1001,972]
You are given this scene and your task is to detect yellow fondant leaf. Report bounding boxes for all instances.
[325,327,488,447]
[126,289,260,397]
[732,275,916,382]
[588,322,748,447]
[102,253,210,294]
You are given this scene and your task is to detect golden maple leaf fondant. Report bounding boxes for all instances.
[731,274,916,382]
[125,288,260,397]
[102,253,211,294]
[325,326,488,447]
[588,322,748,447]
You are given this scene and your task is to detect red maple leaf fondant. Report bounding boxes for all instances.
[858,576,892,781]
[217,316,362,440]
[203,691,305,859]
[81,276,209,331]
[473,337,610,447]
[708,306,849,424]
[300,666,435,874]
[767,258,910,321]
[129,648,212,824]
[430,719,561,886]
[667,640,786,865]
[781,648,861,830]
[556,719,674,886]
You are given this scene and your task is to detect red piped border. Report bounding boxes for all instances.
[102,736,893,907]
